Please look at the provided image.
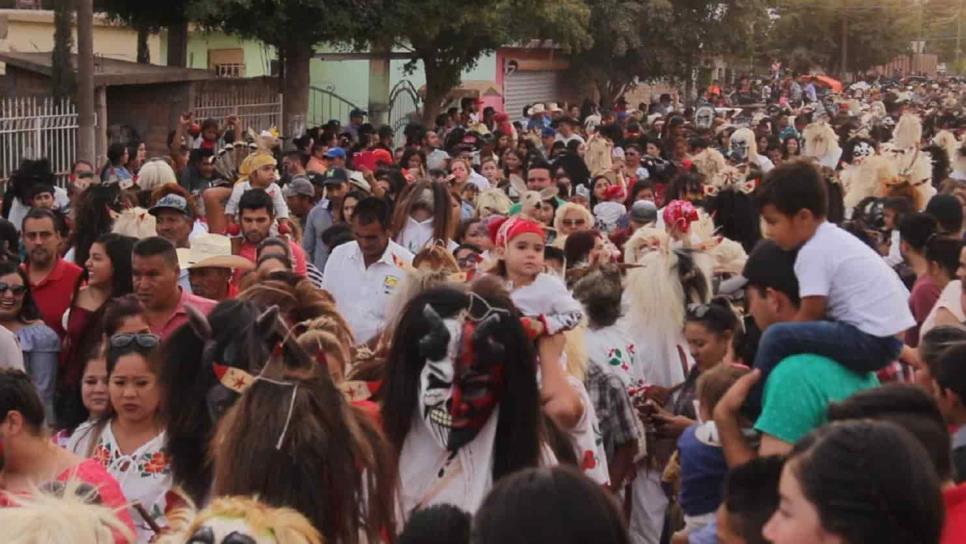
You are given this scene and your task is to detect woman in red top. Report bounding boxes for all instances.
[0,368,135,539]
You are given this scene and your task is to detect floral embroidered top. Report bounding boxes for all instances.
[66,420,171,543]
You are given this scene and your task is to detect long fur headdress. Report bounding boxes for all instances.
[803,121,841,166]
[893,113,923,149]
[165,496,323,544]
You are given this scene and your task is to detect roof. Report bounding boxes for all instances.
[0,51,213,86]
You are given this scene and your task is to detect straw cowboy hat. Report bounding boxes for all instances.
[177,234,255,271]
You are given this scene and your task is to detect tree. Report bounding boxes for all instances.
[191,0,373,142]
[768,0,917,76]
[52,0,75,98]
[99,0,193,66]
[363,0,593,124]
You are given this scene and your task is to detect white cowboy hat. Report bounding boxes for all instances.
[530,103,546,115]
[178,234,255,271]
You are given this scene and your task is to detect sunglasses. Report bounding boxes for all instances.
[110,332,160,350]
[562,219,586,227]
[0,282,27,296]
[76,172,94,179]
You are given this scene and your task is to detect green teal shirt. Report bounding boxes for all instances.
[754,354,879,445]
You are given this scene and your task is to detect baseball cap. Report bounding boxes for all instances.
[149,194,191,217]
[324,147,347,160]
[282,177,315,198]
[348,170,371,193]
[321,168,349,186]
[719,240,799,298]
[629,200,658,225]
[350,108,368,118]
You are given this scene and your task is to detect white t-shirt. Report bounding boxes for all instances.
[920,280,965,341]
[509,273,584,335]
[321,240,414,344]
[795,221,914,337]
[224,181,290,219]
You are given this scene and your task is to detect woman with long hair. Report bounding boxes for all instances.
[763,420,943,544]
[58,233,136,430]
[68,183,121,266]
[99,142,132,184]
[391,180,458,253]
[66,332,170,542]
[383,281,548,516]
[782,135,802,160]
[0,261,60,423]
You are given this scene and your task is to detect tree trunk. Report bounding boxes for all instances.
[420,57,456,126]
[281,41,311,148]
[167,20,188,67]
[52,0,75,99]
[76,0,96,165]
[137,27,150,64]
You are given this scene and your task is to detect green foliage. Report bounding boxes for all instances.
[768,0,918,74]
[99,0,192,30]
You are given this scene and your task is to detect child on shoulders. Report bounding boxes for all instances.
[747,161,914,414]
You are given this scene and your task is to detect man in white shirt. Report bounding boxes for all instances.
[321,196,413,345]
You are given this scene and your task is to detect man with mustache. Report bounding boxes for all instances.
[21,208,81,338]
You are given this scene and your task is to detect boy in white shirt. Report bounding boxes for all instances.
[747,161,914,414]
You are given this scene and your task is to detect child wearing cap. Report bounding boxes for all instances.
[223,151,291,232]
[748,161,914,414]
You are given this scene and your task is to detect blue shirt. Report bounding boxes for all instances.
[677,422,728,516]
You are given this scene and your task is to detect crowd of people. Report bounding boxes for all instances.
[2,71,966,544]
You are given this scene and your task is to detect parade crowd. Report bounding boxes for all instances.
[2,72,966,544]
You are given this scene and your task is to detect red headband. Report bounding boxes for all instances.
[493,216,546,247]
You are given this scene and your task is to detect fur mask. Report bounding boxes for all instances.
[174,496,321,544]
[729,128,758,163]
[892,113,923,149]
[803,121,842,168]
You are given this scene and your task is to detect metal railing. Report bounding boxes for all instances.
[388,79,422,141]
[194,90,282,132]
[308,85,361,127]
[0,97,79,186]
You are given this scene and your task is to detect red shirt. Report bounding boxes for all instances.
[0,458,136,543]
[943,483,966,544]
[907,274,942,347]
[23,259,83,338]
[152,287,217,340]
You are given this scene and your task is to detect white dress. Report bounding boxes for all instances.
[67,421,171,543]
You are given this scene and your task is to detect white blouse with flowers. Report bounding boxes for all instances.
[67,420,171,543]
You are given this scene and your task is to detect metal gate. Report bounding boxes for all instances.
[0,97,79,185]
[308,85,361,127]
[193,89,282,132]
[503,70,579,120]
[388,80,421,141]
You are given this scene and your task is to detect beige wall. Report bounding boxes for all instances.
[0,9,162,73]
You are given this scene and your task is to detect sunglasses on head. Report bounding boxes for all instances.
[110,332,160,350]
[0,282,27,296]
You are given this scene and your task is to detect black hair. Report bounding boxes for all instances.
[731,315,761,366]
[572,265,623,328]
[132,236,179,270]
[352,197,391,229]
[789,420,944,544]
[926,193,964,234]
[936,342,966,406]
[920,326,966,376]
[106,142,127,166]
[722,456,784,544]
[686,296,739,336]
[706,190,762,252]
[664,172,703,203]
[237,188,275,217]
[563,229,600,266]
[883,195,916,219]
[454,243,483,256]
[70,184,121,267]
[0,260,41,323]
[101,294,145,337]
[399,504,471,544]
[256,236,291,259]
[543,245,566,265]
[471,466,628,544]
[106,334,163,378]
[898,212,939,251]
[0,217,19,264]
[827,383,953,482]
[21,207,59,233]
[0,368,45,431]
[283,149,309,168]
[754,160,827,219]
[321,223,354,250]
[90,233,136,296]
[924,235,963,279]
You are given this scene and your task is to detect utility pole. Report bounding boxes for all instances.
[957,0,963,70]
[76,0,95,165]
[841,13,848,77]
